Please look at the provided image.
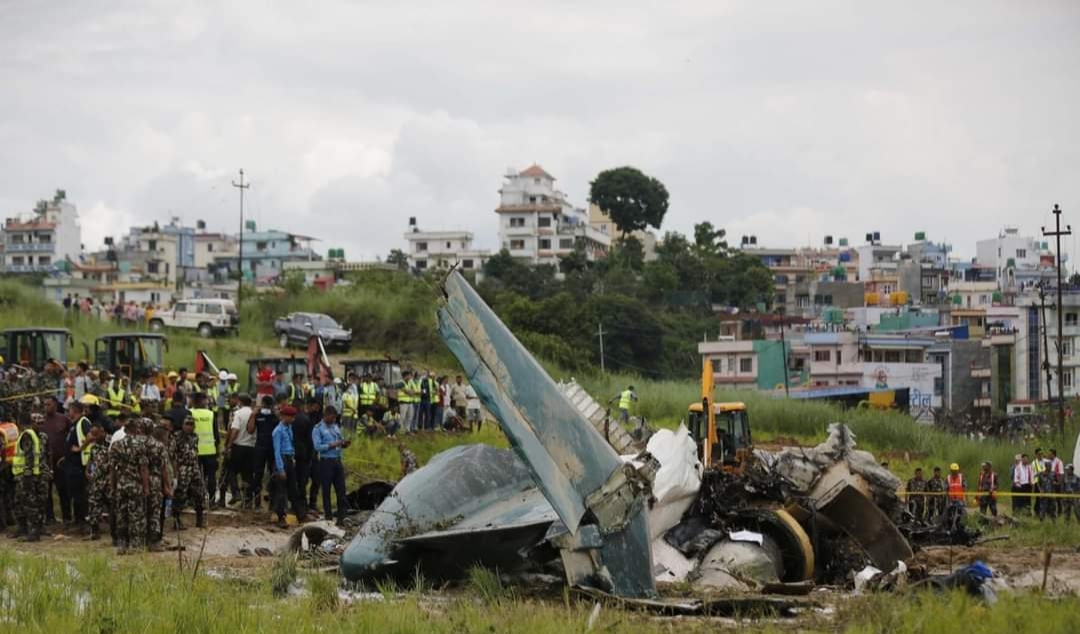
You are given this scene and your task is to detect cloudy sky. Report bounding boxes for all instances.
[2,1,1079,262]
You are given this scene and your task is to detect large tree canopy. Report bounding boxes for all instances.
[589,166,669,234]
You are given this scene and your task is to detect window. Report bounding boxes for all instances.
[739,358,753,373]
[509,217,526,228]
[207,243,214,252]
[11,256,23,265]
[559,238,573,249]
[534,178,541,184]
[445,242,451,249]
[38,234,51,243]
[416,242,428,252]
[814,350,831,362]
[934,377,944,396]
[9,235,23,244]
[147,262,159,274]
[462,259,474,269]
[510,239,525,250]
[38,256,50,265]
[727,357,736,373]
[256,241,267,251]
[836,350,843,365]
[796,295,810,308]
[538,216,552,227]
[1063,338,1073,356]
[711,360,721,373]
[1016,249,1026,259]
[1067,313,1078,326]
[1065,371,1073,388]
[529,196,537,203]
[148,239,157,251]
[416,260,427,270]
[174,302,187,313]
[539,239,551,250]
[204,303,223,315]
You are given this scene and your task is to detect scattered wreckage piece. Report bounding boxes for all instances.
[340,444,558,583]
[435,271,655,599]
[572,586,809,618]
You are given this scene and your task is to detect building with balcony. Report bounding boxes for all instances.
[1,190,82,274]
[976,227,1055,286]
[495,165,610,266]
[221,222,320,285]
[804,330,862,387]
[403,227,490,273]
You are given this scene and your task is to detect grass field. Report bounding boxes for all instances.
[0,551,1076,634]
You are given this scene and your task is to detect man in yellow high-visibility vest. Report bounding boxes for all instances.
[615,385,637,423]
[12,413,49,542]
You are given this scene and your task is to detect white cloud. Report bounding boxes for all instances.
[1,0,1079,265]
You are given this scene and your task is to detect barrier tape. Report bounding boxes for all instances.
[0,389,68,403]
[902,490,1080,499]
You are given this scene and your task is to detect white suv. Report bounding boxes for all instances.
[150,299,238,338]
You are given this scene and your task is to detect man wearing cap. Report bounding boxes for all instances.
[139,370,161,410]
[187,391,219,508]
[110,417,149,554]
[145,421,171,551]
[976,461,998,517]
[271,405,304,528]
[170,413,206,529]
[926,466,946,521]
[62,400,95,532]
[11,412,49,542]
[177,368,195,396]
[164,371,179,409]
[945,463,967,530]
[1062,464,1080,523]
[295,397,320,517]
[251,395,279,511]
[84,421,111,541]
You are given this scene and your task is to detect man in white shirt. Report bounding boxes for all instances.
[1012,453,1034,516]
[465,383,482,432]
[221,393,256,508]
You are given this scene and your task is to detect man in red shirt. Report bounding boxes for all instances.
[256,363,274,398]
[41,397,71,525]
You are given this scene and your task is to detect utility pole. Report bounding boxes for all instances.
[1039,288,1054,408]
[777,308,790,397]
[232,169,250,320]
[597,322,606,374]
[1042,204,1071,446]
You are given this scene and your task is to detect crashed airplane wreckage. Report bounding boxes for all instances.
[340,271,913,598]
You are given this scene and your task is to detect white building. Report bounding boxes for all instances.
[403,228,489,273]
[588,203,657,261]
[495,165,611,266]
[855,242,902,283]
[975,227,1054,286]
[2,190,82,273]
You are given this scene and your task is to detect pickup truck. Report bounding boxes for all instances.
[274,312,352,352]
[149,298,239,338]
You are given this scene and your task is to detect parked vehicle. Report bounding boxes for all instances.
[0,328,73,370]
[149,299,238,338]
[274,312,352,352]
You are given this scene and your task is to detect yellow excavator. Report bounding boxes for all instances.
[686,359,754,472]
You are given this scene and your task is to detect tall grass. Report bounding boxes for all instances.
[0,551,1075,633]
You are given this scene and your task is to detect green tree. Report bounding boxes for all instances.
[386,249,409,270]
[589,166,669,235]
[610,235,645,272]
[693,222,728,257]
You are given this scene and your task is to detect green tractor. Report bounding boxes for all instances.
[1,328,73,370]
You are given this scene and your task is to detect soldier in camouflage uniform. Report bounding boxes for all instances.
[11,413,49,542]
[146,422,172,551]
[925,466,947,522]
[398,445,418,479]
[110,417,149,554]
[905,467,928,521]
[85,422,111,541]
[170,415,206,530]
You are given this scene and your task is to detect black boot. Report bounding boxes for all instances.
[85,523,100,541]
[174,514,186,531]
[195,508,206,529]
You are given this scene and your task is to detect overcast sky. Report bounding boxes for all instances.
[2,1,1079,263]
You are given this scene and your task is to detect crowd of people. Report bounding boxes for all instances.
[0,362,437,553]
[904,452,1080,527]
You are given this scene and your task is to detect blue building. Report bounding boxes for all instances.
[235,221,320,284]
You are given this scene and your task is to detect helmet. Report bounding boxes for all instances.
[167,371,179,379]
[80,394,100,406]
[227,373,238,381]
[218,370,229,381]
[949,463,960,471]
